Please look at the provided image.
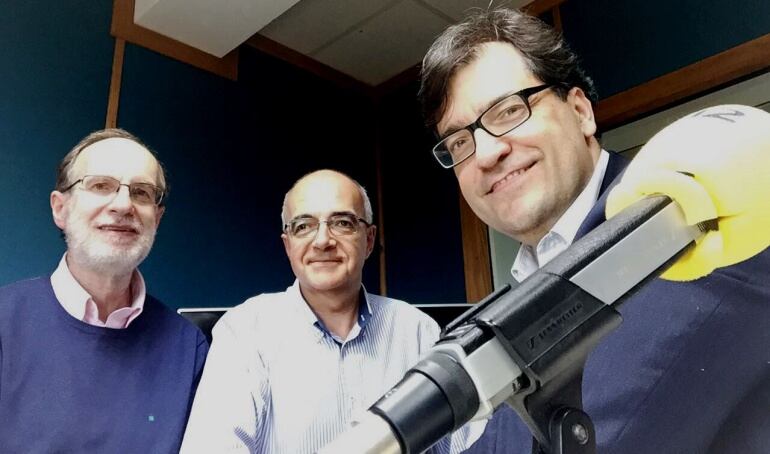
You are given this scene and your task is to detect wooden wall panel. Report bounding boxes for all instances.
[460,197,493,302]
[106,38,125,128]
[596,32,770,130]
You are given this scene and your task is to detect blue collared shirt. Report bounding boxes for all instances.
[181,281,484,453]
[312,288,372,344]
[512,150,610,281]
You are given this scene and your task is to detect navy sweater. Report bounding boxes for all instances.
[0,276,208,453]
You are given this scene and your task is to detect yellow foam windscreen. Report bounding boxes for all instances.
[606,105,770,281]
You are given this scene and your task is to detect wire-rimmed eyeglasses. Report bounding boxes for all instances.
[62,175,164,206]
[284,212,371,238]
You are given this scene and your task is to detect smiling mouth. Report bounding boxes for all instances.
[98,225,139,234]
[488,163,536,194]
[309,258,342,264]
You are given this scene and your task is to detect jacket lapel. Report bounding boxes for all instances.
[575,152,630,240]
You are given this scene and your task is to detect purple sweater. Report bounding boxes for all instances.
[0,276,208,453]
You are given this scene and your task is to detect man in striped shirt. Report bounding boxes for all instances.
[181,169,483,453]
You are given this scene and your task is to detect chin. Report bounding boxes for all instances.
[65,223,156,275]
[71,239,152,275]
[85,249,148,274]
[305,273,352,292]
[307,279,344,292]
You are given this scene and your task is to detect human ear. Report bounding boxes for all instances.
[50,191,69,230]
[569,87,597,138]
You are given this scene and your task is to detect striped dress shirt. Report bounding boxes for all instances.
[181,281,484,453]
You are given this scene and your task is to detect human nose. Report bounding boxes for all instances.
[311,221,336,249]
[106,184,134,213]
[473,128,510,169]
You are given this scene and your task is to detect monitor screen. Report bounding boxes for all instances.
[178,303,472,344]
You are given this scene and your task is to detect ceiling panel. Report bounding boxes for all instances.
[259,0,399,55]
[313,0,451,85]
[421,0,531,21]
[134,0,300,57]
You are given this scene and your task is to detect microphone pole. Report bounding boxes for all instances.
[320,195,707,454]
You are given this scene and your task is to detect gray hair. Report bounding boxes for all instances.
[55,128,168,205]
[281,170,374,227]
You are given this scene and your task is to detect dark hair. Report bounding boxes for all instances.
[55,128,168,204]
[419,8,597,131]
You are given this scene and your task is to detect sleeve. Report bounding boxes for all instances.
[179,312,271,453]
[191,330,209,393]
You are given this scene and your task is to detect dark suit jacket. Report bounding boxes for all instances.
[464,152,770,453]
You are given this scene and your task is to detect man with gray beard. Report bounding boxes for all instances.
[0,129,208,453]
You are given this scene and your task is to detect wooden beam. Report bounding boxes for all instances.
[523,0,569,17]
[551,5,563,31]
[106,38,125,128]
[596,32,770,131]
[246,34,374,96]
[459,196,493,303]
[374,111,388,296]
[111,0,238,80]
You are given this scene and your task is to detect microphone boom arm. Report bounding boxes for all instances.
[320,196,706,454]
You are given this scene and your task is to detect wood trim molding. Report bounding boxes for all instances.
[459,197,493,303]
[374,121,388,296]
[111,0,238,80]
[551,5,563,31]
[596,32,770,131]
[524,0,568,17]
[246,34,374,96]
[106,38,126,128]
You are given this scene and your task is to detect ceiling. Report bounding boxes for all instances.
[134,0,531,86]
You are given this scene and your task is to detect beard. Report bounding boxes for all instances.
[64,211,156,276]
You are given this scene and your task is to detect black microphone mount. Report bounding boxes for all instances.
[320,195,708,454]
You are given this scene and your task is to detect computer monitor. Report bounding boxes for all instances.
[178,303,472,344]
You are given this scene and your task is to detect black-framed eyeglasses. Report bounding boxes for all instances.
[284,212,371,238]
[432,84,554,169]
[62,175,164,206]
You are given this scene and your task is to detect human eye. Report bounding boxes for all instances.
[331,216,356,230]
[291,218,317,236]
[444,131,472,156]
[130,184,156,204]
[493,99,527,122]
[85,176,117,194]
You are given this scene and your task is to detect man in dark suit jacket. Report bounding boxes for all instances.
[418,8,770,454]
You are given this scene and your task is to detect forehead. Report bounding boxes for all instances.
[73,138,158,181]
[438,42,541,135]
[287,174,363,217]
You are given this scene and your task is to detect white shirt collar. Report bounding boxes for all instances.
[511,149,610,282]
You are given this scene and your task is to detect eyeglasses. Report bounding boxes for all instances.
[284,213,371,238]
[432,84,554,169]
[62,175,164,206]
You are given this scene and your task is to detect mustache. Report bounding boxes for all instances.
[98,215,143,232]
